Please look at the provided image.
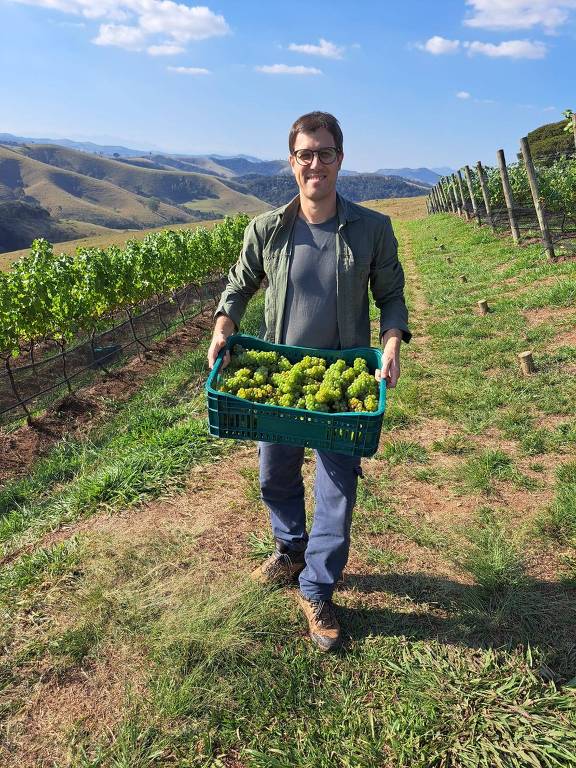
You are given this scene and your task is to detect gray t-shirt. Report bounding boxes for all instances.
[281,214,340,350]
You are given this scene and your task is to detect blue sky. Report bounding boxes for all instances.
[1,0,574,170]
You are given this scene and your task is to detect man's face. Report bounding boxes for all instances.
[289,127,343,203]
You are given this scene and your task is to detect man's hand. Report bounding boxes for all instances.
[375,329,402,388]
[207,314,235,370]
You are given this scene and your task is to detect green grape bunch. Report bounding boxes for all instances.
[216,345,380,413]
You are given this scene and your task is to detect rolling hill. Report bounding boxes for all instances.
[0,144,270,252]
[525,117,574,164]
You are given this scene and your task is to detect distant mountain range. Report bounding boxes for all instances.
[0,132,439,253]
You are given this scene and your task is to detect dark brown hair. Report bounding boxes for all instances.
[288,111,343,154]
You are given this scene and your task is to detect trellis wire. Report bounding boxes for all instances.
[0,275,226,426]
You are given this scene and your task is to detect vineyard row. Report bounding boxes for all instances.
[427,114,576,261]
[0,214,249,360]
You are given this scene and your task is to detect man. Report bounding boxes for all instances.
[208,112,410,651]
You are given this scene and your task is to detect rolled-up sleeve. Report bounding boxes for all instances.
[370,218,411,343]
[214,218,265,331]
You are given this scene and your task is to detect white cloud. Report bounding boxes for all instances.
[287,38,344,59]
[542,105,557,111]
[457,90,471,98]
[9,0,229,54]
[167,65,210,74]
[93,23,145,49]
[464,0,576,31]
[464,39,547,57]
[137,3,228,43]
[256,64,322,75]
[417,35,461,54]
[148,43,184,55]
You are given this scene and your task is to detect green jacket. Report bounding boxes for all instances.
[215,194,411,349]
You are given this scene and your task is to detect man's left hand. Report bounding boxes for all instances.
[375,329,402,388]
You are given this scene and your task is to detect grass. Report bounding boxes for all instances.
[458,509,527,593]
[431,434,475,455]
[376,439,429,465]
[455,448,537,495]
[239,466,262,504]
[536,461,576,542]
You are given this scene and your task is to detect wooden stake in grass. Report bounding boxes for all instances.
[464,165,480,224]
[451,174,463,216]
[456,170,470,220]
[518,350,536,375]
[520,137,555,262]
[497,149,521,245]
[443,178,456,213]
[477,161,495,232]
[478,299,490,315]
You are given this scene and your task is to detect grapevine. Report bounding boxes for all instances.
[0,215,249,360]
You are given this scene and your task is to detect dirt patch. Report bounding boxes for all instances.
[0,643,149,768]
[0,306,215,485]
[553,328,576,348]
[523,306,576,327]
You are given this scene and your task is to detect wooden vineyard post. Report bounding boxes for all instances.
[438,183,448,212]
[447,178,458,213]
[426,199,431,215]
[443,179,455,213]
[520,137,555,261]
[476,161,495,232]
[431,189,438,213]
[435,186,444,212]
[456,170,470,220]
[464,165,480,224]
[451,174,462,216]
[497,149,520,245]
[436,187,443,211]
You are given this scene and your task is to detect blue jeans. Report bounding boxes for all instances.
[258,442,362,601]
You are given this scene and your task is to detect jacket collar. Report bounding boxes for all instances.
[277,192,361,230]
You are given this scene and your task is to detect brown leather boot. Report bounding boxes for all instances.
[296,592,342,652]
[251,544,306,586]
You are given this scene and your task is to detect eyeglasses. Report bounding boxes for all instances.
[292,147,340,166]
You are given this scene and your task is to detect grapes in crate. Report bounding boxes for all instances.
[216,344,379,413]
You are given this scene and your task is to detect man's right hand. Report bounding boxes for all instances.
[208,332,231,370]
[208,313,236,370]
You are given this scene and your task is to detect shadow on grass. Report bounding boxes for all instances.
[340,571,576,680]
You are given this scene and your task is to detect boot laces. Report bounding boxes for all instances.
[265,550,294,575]
[311,600,337,628]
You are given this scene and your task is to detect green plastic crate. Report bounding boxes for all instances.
[205,334,386,457]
